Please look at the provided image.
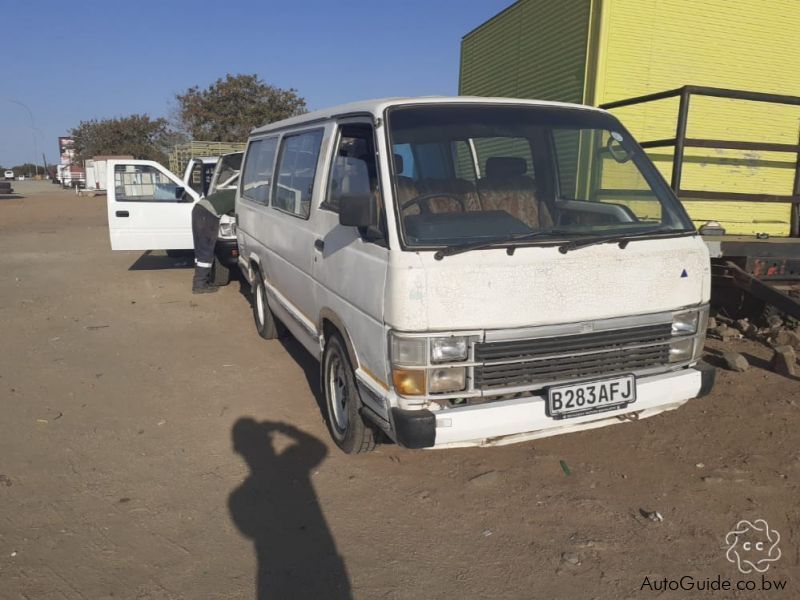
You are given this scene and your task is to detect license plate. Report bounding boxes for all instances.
[546,375,636,419]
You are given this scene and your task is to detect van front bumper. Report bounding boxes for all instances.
[391,364,715,449]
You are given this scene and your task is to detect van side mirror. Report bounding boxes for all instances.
[339,193,374,228]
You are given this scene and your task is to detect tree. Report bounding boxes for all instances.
[12,163,40,177]
[176,74,306,142]
[71,114,182,163]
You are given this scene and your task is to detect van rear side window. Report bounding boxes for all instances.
[273,130,324,219]
[241,137,278,205]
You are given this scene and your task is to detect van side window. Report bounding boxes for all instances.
[241,137,278,205]
[272,130,324,219]
[324,124,380,213]
[114,164,179,202]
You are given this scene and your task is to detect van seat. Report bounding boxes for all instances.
[399,178,482,216]
[476,157,553,228]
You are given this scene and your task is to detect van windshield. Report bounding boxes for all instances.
[386,104,695,249]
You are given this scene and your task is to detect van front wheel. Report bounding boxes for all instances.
[322,333,376,454]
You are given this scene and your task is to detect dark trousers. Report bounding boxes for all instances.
[191,204,220,269]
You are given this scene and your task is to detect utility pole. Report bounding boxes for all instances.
[6,99,44,179]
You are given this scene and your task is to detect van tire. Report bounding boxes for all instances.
[210,256,230,286]
[252,270,280,340]
[322,333,376,454]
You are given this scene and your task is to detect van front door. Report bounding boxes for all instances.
[313,121,390,410]
[106,160,199,251]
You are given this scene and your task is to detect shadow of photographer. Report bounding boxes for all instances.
[228,418,352,599]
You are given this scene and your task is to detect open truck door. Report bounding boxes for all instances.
[107,160,200,250]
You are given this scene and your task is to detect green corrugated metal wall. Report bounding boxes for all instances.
[459,0,591,103]
[459,1,593,192]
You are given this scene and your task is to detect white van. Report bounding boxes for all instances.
[236,97,714,453]
[105,152,243,284]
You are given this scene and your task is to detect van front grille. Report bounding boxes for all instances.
[474,323,672,391]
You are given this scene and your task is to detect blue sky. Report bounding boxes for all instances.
[0,0,512,168]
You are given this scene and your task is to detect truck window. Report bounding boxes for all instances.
[187,162,205,194]
[113,164,179,201]
[241,138,278,205]
[272,130,324,219]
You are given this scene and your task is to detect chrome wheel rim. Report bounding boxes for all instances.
[327,354,349,433]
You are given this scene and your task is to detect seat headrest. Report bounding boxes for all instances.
[485,156,526,179]
[333,156,370,195]
[393,153,404,175]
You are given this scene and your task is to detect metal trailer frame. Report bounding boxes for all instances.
[601,85,800,320]
[168,141,247,176]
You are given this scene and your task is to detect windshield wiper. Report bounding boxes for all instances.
[557,226,679,254]
[433,228,573,260]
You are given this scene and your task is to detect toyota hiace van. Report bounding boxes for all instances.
[235,97,715,453]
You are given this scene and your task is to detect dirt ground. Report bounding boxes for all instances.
[1,181,799,599]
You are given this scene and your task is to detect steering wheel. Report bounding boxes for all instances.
[401,192,466,214]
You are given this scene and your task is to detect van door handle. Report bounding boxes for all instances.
[314,239,325,251]
[116,210,129,217]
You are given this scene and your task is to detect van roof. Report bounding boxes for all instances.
[249,96,606,136]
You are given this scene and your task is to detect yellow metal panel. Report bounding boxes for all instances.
[595,0,800,236]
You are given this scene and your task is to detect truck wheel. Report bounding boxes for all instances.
[252,270,280,339]
[322,333,376,454]
[210,257,230,286]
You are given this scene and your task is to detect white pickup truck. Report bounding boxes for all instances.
[105,152,243,284]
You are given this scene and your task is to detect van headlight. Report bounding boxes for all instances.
[390,333,472,396]
[429,367,467,393]
[672,310,699,335]
[669,337,695,362]
[669,306,708,363]
[430,336,468,363]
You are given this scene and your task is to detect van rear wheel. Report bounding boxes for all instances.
[252,270,280,339]
[322,333,376,454]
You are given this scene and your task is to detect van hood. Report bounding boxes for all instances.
[385,235,710,332]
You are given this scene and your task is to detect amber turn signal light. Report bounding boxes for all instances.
[392,368,426,396]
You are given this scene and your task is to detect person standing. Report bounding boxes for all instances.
[191,188,235,293]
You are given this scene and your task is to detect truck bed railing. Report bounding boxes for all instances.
[600,85,800,236]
